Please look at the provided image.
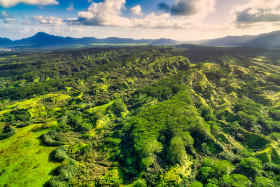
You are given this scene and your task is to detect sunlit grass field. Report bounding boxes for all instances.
[0,123,60,186]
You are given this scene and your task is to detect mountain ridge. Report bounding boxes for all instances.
[3,30,280,48]
[202,30,280,47]
[0,32,177,48]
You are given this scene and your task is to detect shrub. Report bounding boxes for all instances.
[16,120,33,128]
[46,161,76,187]
[0,126,17,140]
[96,168,123,186]
[42,130,64,146]
[65,111,94,133]
[2,108,32,124]
[53,146,69,162]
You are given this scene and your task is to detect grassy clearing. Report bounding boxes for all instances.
[0,93,71,116]
[87,101,115,129]
[0,123,60,186]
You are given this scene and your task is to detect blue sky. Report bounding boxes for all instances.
[1,0,280,40]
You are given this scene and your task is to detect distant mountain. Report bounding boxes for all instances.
[150,38,178,45]
[203,35,258,46]
[0,32,177,48]
[102,37,152,44]
[201,30,280,48]
[245,30,280,47]
[0,38,12,46]
[13,32,79,47]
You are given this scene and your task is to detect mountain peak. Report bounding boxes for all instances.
[33,32,51,37]
[31,32,54,38]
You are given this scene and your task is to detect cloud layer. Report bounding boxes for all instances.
[233,0,280,24]
[4,0,280,41]
[0,0,58,8]
[32,15,63,25]
[2,0,217,30]
[0,0,237,40]
[66,0,217,29]
[158,0,216,18]
[23,15,64,26]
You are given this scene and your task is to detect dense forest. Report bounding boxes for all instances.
[1,45,280,186]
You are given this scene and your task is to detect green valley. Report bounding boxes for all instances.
[1,45,280,186]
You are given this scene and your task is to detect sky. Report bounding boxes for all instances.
[1,0,280,41]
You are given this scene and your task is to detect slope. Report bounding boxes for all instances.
[1,46,280,186]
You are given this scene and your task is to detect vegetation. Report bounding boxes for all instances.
[1,45,280,186]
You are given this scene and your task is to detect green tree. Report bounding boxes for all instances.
[253,177,274,187]
[219,174,251,187]
[269,132,280,142]
[167,136,187,165]
[190,181,203,187]
[205,183,219,187]
[111,98,127,117]
[211,160,233,178]
[234,157,262,179]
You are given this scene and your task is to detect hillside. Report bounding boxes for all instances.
[202,35,257,46]
[1,46,280,186]
[202,30,280,48]
[0,32,177,48]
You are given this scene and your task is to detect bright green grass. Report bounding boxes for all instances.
[0,93,71,116]
[0,124,60,187]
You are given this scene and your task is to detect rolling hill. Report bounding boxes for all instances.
[1,46,280,186]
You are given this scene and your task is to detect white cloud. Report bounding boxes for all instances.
[158,0,217,19]
[29,15,64,26]
[3,18,17,23]
[233,0,280,24]
[76,0,132,27]
[0,11,17,24]
[67,18,78,22]
[0,0,58,8]
[130,13,194,29]
[67,2,75,11]
[130,5,142,15]
[0,11,10,18]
